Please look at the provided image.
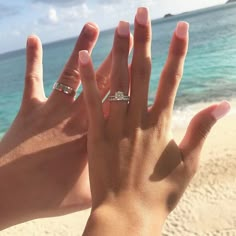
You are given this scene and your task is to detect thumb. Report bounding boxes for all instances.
[179,101,230,174]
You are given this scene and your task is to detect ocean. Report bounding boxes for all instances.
[0,3,236,135]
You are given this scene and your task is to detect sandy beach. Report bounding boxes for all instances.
[1,101,236,236]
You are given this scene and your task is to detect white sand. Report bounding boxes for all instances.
[1,101,236,235]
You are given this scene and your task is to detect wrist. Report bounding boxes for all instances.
[83,202,165,236]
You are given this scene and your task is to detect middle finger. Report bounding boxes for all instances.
[128,7,152,125]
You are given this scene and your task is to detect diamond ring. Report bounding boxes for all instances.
[108,91,130,102]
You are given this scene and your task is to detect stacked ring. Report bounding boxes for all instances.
[53,82,77,97]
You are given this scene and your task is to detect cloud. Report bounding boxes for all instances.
[38,7,59,24]
[0,4,19,19]
[61,3,92,20]
[47,7,59,24]
[32,0,86,7]
[37,3,92,25]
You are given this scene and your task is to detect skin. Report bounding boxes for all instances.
[0,22,126,230]
[79,8,230,236]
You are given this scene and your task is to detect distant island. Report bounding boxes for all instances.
[163,1,235,18]
[164,13,174,18]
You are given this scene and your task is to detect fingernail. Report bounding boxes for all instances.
[117,21,130,37]
[212,101,231,120]
[79,50,90,65]
[136,7,149,26]
[27,35,37,48]
[83,23,98,37]
[175,21,189,39]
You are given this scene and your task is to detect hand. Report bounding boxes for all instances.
[79,8,230,236]
[0,23,113,229]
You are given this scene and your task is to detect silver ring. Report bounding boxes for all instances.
[108,91,130,102]
[53,82,76,96]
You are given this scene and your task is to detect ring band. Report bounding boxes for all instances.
[53,82,76,96]
[108,91,130,102]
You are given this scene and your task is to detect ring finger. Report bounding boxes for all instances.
[107,21,130,132]
[48,23,99,104]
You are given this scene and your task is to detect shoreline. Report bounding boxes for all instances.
[172,97,236,130]
[1,98,235,140]
[1,99,236,235]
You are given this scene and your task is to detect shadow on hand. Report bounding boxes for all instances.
[0,137,88,228]
[149,140,187,212]
[149,140,182,182]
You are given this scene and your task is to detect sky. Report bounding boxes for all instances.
[0,0,226,53]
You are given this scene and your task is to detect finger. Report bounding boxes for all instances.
[74,33,133,131]
[77,31,133,106]
[107,21,130,130]
[76,51,112,110]
[23,35,45,105]
[129,7,152,122]
[79,50,104,136]
[92,32,133,102]
[179,101,230,176]
[73,52,113,131]
[49,23,99,103]
[151,22,189,123]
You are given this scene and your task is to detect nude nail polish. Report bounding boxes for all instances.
[27,35,37,48]
[175,21,189,39]
[136,7,149,26]
[212,101,231,120]
[117,21,130,37]
[79,50,90,65]
[83,23,98,37]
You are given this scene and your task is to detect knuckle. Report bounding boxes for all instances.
[25,73,41,84]
[134,28,151,44]
[161,67,183,85]
[132,58,151,81]
[114,40,129,55]
[61,67,80,84]
[155,116,168,139]
[192,115,215,140]
[170,45,187,57]
[172,72,183,85]
[96,72,110,92]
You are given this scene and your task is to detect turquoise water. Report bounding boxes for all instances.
[0,3,236,134]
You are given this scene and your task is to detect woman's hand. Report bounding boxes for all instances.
[0,23,114,229]
[80,8,230,236]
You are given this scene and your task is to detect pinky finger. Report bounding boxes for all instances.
[79,50,104,135]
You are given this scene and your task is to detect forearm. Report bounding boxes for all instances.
[82,205,164,236]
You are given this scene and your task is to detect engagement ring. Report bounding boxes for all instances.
[108,91,130,102]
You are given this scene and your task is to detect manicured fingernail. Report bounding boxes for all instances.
[83,23,98,37]
[136,7,149,26]
[212,101,231,120]
[27,35,37,48]
[79,50,90,65]
[175,21,189,39]
[117,21,130,37]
